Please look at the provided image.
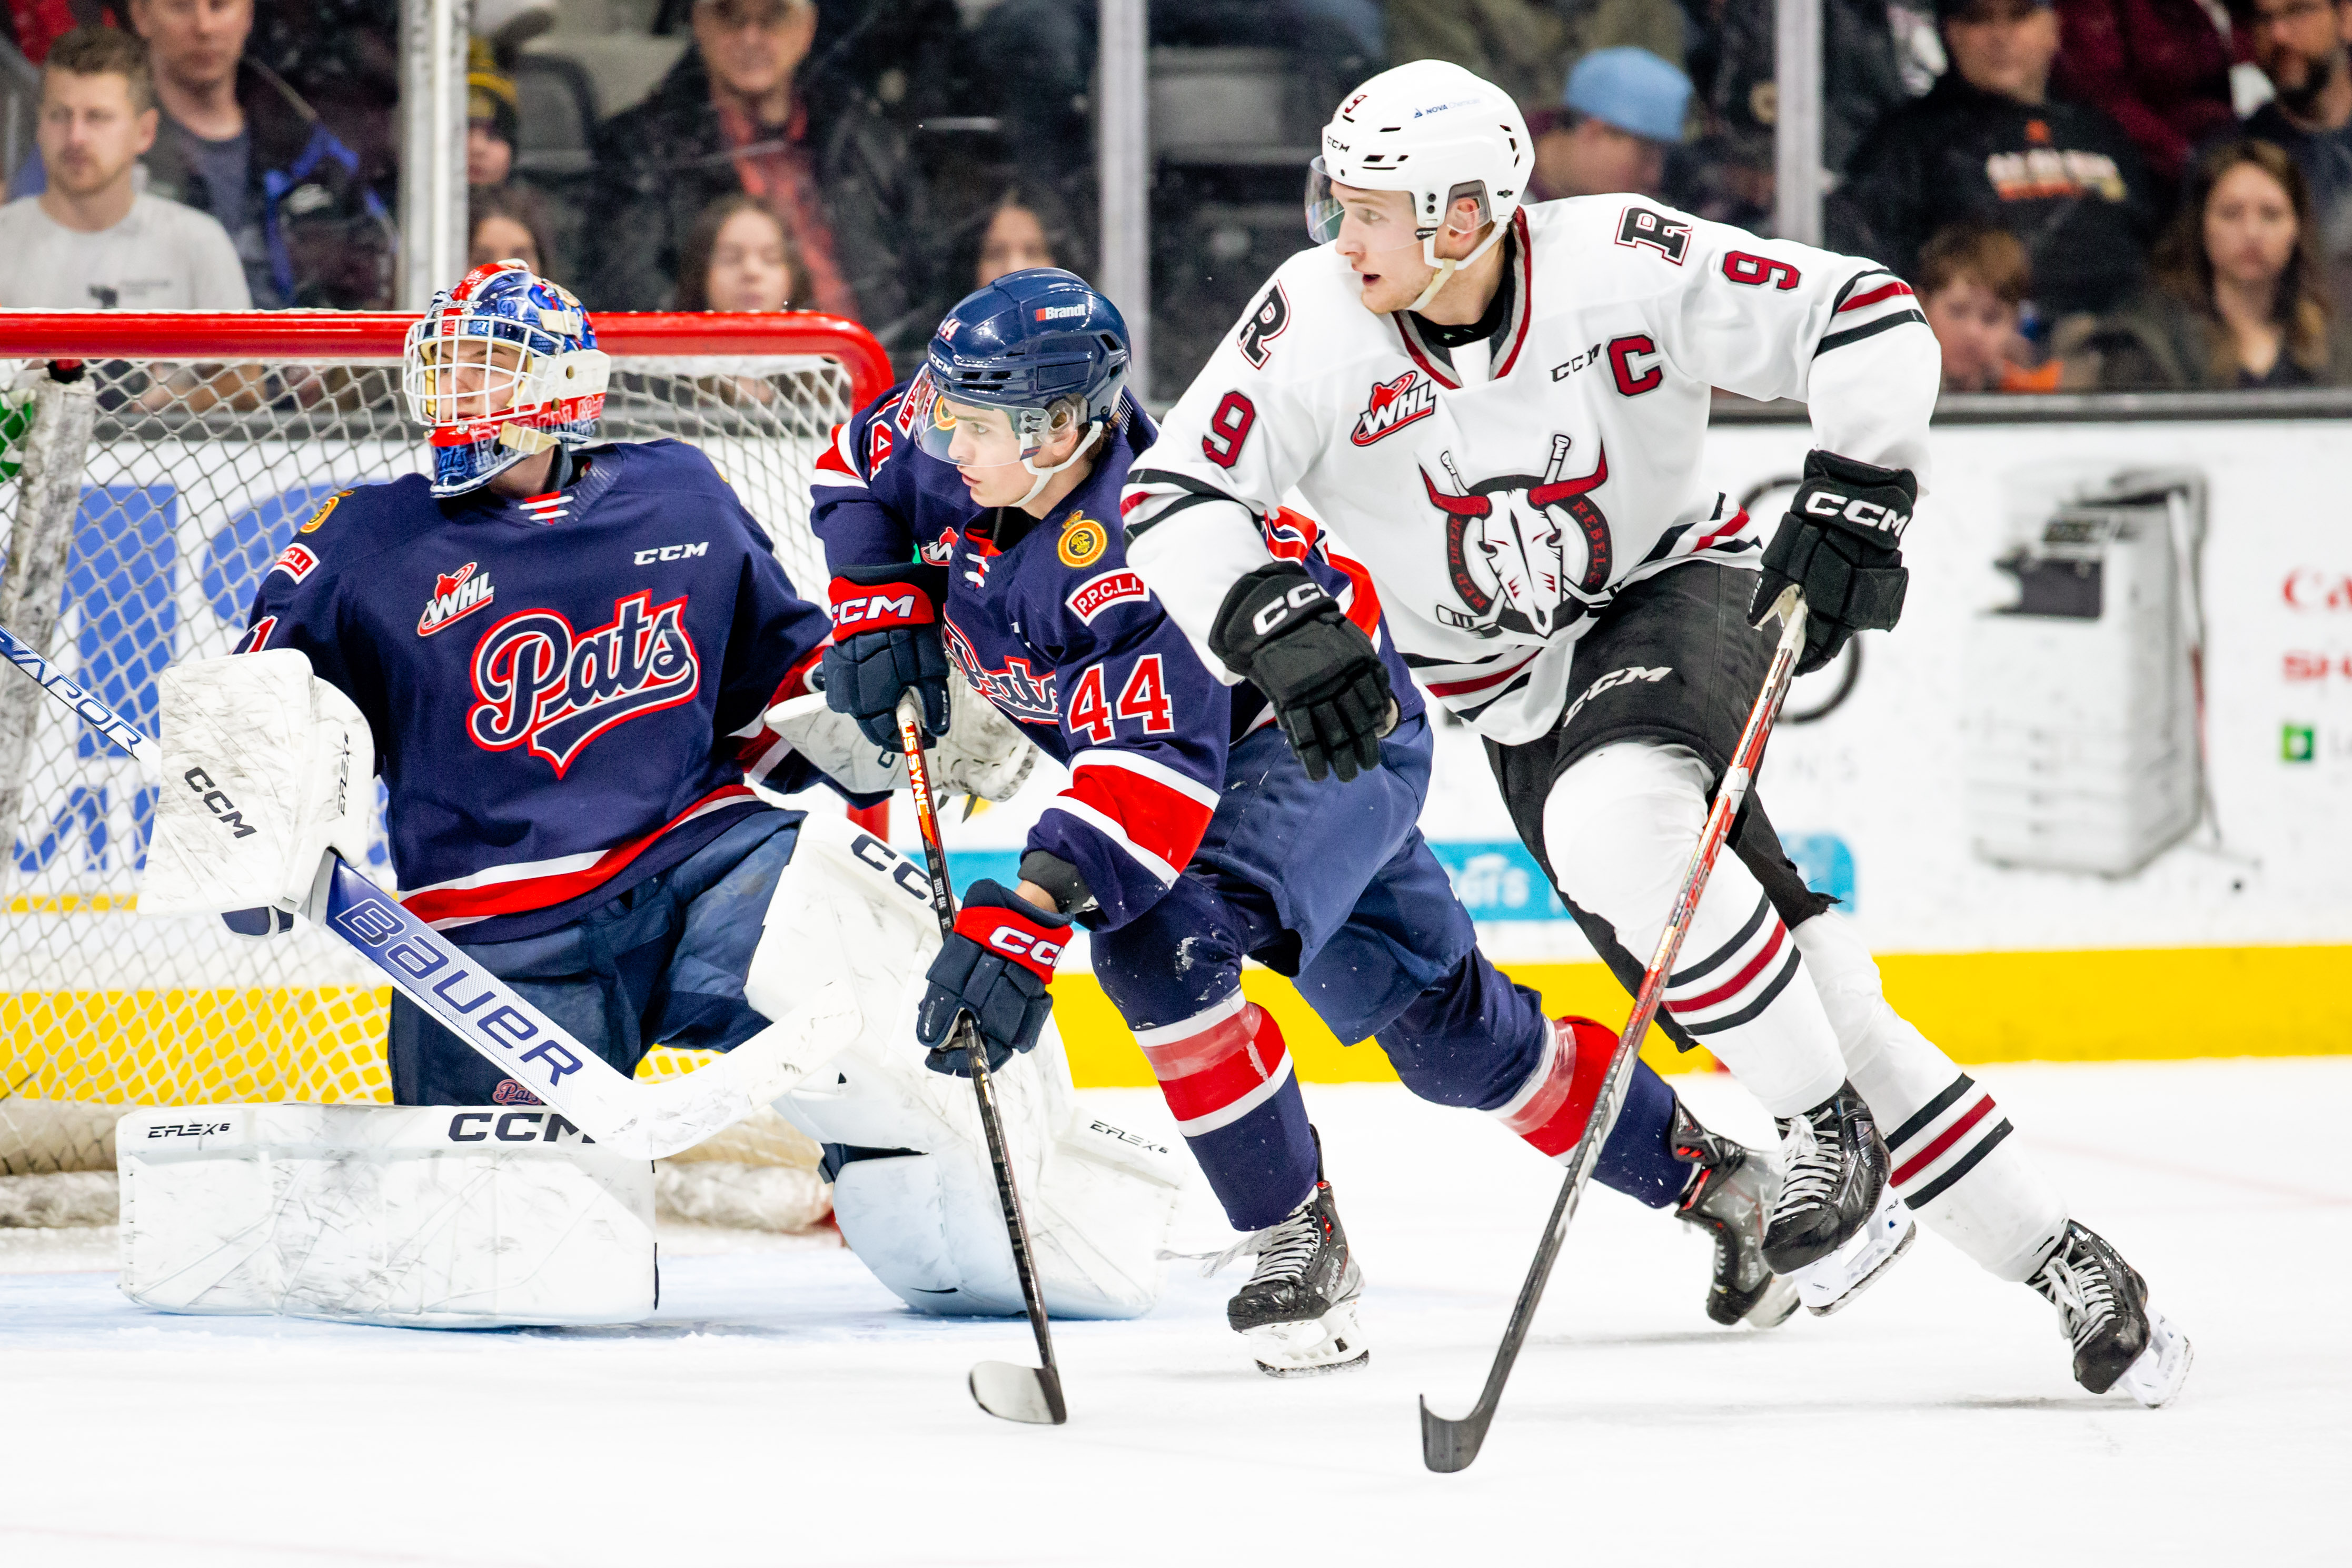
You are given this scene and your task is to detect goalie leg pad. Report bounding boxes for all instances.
[758,815,1184,1318]
[1793,911,2068,1282]
[118,1104,654,1326]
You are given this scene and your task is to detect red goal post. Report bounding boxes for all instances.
[0,310,890,1197]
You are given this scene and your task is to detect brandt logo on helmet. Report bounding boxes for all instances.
[418,562,496,636]
[1035,304,1087,321]
[1351,370,1437,446]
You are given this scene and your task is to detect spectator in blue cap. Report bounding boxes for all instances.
[1530,46,1692,201]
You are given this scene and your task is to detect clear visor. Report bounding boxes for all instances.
[912,381,1068,471]
[1304,157,1433,257]
[406,329,539,428]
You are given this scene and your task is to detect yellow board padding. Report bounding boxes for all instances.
[6,944,2346,1107]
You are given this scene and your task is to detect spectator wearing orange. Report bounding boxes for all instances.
[585,0,925,341]
[2086,138,2352,385]
[1917,223,2063,390]
[2051,0,2244,184]
[1833,0,2160,319]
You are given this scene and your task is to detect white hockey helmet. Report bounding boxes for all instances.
[1306,60,1532,311]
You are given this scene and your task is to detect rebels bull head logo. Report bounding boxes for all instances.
[468,590,700,775]
[1421,438,1612,639]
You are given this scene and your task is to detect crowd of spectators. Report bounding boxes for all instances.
[7,0,2352,398]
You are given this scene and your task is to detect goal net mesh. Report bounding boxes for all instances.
[1,325,875,1229]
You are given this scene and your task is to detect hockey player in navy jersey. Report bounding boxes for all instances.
[227,260,1192,1324]
[812,267,1801,1375]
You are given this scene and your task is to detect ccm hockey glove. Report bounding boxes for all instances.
[917,878,1072,1076]
[1752,451,1916,674]
[1210,562,1397,784]
[822,561,952,747]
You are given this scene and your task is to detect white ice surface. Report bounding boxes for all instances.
[1,1059,2342,1567]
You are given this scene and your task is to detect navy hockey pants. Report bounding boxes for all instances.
[387,812,800,1106]
[1089,714,1686,1232]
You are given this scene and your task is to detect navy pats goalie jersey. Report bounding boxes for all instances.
[241,439,835,939]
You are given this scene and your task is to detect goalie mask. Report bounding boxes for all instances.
[912,267,1130,509]
[403,260,612,497]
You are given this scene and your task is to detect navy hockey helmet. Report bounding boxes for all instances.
[912,268,1130,505]
[403,260,611,497]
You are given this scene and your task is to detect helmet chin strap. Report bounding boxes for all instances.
[1014,420,1105,509]
[1406,219,1507,314]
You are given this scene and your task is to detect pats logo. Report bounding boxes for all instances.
[943,619,1058,725]
[1058,516,1109,568]
[468,590,701,776]
[1351,370,1436,446]
[1066,569,1149,623]
[270,541,320,584]
[418,562,495,636]
[1420,436,1614,639]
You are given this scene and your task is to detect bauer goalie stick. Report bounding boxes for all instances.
[894,689,1068,1426]
[0,620,858,1161]
[1420,584,1810,1474]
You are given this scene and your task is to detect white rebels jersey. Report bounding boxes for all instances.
[1122,197,1940,745]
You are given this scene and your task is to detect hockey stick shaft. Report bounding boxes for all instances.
[895,691,1066,1425]
[0,619,850,1160]
[1421,586,1809,1473]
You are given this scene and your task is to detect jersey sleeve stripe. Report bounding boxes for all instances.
[815,426,867,489]
[1814,309,1930,358]
[1039,795,1185,887]
[1069,747,1224,810]
[1835,279,1914,314]
[1062,762,1218,875]
[1421,649,1541,698]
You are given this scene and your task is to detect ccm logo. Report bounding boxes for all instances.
[446,1110,595,1144]
[1251,581,1328,637]
[633,542,709,564]
[832,592,919,630]
[1803,490,1910,538]
[182,767,258,839]
[989,928,1065,965]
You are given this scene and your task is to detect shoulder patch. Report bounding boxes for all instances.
[298,490,353,533]
[1057,515,1109,568]
[1065,568,1149,624]
[269,541,320,584]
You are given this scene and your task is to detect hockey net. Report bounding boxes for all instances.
[0,311,892,1233]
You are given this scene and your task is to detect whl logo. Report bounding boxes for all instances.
[419,562,495,636]
[1352,370,1437,446]
[468,590,701,776]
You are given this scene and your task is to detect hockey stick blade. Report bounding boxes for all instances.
[0,620,857,1159]
[895,691,1068,1425]
[1418,587,1810,1473]
[970,1360,1067,1425]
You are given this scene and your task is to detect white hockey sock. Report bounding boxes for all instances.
[1792,911,2068,1281]
[1545,742,1846,1117]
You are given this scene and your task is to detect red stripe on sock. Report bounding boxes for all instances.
[1669,921,1787,1015]
[1892,1094,1994,1187]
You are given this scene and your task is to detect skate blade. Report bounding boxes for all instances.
[1742,1273,1802,1329]
[1795,1185,1917,1316]
[2119,1307,2192,1408]
[1246,1299,1369,1378]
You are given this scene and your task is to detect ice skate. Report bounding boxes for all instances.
[1669,1101,1800,1328]
[1791,1176,1916,1315]
[1762,1080,1894,1274]
[2029,1221,2192,1405]
[1212,1164,1368,1378]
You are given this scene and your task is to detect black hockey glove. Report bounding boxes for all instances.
[1210,562,1397,785]
[917,879,1072,1076]
[822,561,952,748]
[1751,451,1916,674]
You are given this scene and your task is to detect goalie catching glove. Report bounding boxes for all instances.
[766,667,1036,806]
[1751,451,1916,673]
[822,560,952,747]
[916,879,1071,1076]
[1209,562,1397,784]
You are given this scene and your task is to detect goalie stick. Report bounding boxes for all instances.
[0,619,858,1161]
[894,690,1067,1427]
[1418,585,1811,1473]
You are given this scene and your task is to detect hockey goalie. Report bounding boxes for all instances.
[127,260,1183,1328]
